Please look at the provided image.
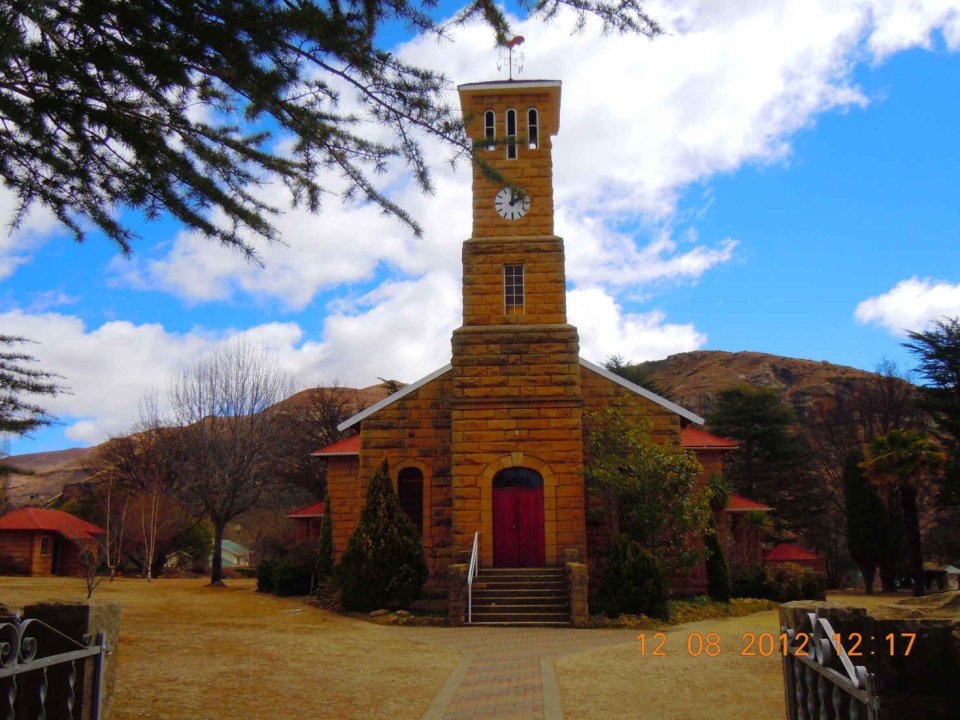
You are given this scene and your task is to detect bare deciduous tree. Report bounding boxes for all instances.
[168,341,297,586]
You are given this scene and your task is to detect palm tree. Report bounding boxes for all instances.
[862,430,944,596]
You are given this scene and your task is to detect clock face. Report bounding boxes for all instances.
[494,187,531,220]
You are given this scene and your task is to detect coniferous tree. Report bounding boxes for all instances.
[2,0,661,255]
[704,529,731,602]
[842,452,889,593]
[339,459,428,611]
[315,495,334,582]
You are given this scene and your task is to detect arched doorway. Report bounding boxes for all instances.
[492,467,545,567]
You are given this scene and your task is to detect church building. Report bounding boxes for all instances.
[316,78,727,614]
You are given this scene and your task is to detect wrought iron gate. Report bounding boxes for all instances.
[0,615,108,720]
[782,611,880,720]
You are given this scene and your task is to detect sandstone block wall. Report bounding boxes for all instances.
[356,372,455,580]
[460,88,558,238]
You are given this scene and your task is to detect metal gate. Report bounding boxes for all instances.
[782,611,880,720]
[0,615,108,720]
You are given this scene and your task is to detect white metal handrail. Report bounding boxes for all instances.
[467,531,479,624]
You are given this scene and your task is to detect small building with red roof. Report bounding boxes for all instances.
[763,543,825,574]
[0,508,105,576]
[287,501,327,544]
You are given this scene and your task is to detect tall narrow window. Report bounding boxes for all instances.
[398,467,424,535]
[504,264,524,317]
[484,110,495,151]
[505,108,517,160]
[527,108,539,149]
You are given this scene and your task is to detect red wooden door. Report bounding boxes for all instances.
[493,485,545,567]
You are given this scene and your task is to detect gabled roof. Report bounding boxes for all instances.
[337,358,704,432]
[287,501,326,518]
[0,508,104,541]
[681,427,737,449]
[338,364,452,432]
[726,494,771,512]
[311,435,360,457]
[578,358,704,424]
[220,539,249,555]
[763,543,822,562]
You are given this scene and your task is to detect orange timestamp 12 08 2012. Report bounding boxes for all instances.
[635,631,917,658]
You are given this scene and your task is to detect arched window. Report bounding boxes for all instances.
[527,108,539,150]
[484,110,495,151]
[505,108,517,160]
[493,467,543,489]
[397,467,424,535]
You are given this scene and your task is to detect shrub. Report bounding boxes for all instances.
[272,542,319,597]
[732,563,823,602]
[594,535,670,620]
[256,558,277,593]
[705,531,731,602]
[0,553,27,576]
[338,459,428,611]
[316,497,334,582]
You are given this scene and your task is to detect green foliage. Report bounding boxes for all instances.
[338,459,428,611]
[905,317,960,444]
[316,498,334,581]
[704,530,731,602]
[842,452,889,593]
[272,541,319,597]
[0,337,62,474]
[708,472,730,512]
[585,408,710,571]
[2,0,660,256]
[594,535,671,619]
[731,563,823,602]
[707,386,820,533]
[604,355,674,399]
[172,521,214,571]
[256,558,276,593]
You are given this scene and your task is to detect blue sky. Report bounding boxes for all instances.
[5,1,960,455]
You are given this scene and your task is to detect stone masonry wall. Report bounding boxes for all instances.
[461,237,567,326]
[460,88,558,239]
[357,371,454,582]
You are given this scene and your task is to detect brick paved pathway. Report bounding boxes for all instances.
[397,626,639,720]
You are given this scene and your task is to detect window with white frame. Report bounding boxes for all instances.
[505,108,517,160]
[504,264,524,316]
[527,108,539,149]
[484,110,495,151]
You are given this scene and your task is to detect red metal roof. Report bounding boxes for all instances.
[763,543,822,562]
[681,427,738,449]
[0,508,105,540]
[311,435,360,456]
[726,494,771,512]
[286,501,326,518]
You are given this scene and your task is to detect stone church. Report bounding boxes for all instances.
[315,78,743,616]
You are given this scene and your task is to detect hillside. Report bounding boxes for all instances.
[639,350,878,420]
[3,355,884,507]
[4,382,394,508]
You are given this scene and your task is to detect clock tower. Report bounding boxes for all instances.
[450,80,587,568]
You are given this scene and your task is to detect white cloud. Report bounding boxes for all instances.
[570,287,706,363]
[855,277,960,335]
[0,186,63,280]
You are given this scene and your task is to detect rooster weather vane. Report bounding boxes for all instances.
[497,36,525,80]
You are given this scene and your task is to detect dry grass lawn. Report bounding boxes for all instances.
[0,576,460,720]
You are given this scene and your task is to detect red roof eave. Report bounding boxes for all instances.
[726,494,772,512]
[311,434,360,457]
[681,427,738,450]
[0,508,105,541]
[287,501,326,519]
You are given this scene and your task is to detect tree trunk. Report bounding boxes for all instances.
[211,520,225,586]
[900,484,925,597]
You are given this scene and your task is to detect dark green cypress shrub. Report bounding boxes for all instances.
[338,459,428,611]
[705,530,731,602]
[315,496,334,582]
[256,558,276,593]
[595,535,671,620]
[272,541,319,596]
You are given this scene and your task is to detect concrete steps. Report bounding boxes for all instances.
[469,567,570,627]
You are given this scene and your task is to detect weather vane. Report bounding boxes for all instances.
[497,36,525,80]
